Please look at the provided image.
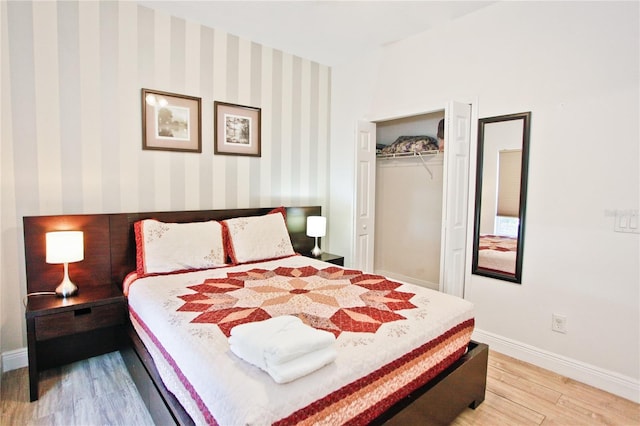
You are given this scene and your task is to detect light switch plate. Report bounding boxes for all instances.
[614,210,640,234]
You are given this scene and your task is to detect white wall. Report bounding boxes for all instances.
[327,49,382,263]
[330,1,639,400]
[1,1,330,356]
[374,114,444,289]
[375,158,443,289]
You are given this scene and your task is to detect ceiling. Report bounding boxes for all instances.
[137,1,495,66]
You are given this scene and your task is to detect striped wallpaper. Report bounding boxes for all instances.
[0,1,331,352]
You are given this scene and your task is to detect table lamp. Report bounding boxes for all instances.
[306,216,326,257]
[46,231,84,297]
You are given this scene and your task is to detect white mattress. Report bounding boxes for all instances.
[126,255,474,425]
[478,249,517,274]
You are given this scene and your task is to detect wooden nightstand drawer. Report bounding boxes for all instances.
[25,283,126,401]
[35,302,126,341]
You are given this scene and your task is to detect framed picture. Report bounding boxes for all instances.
[214,101,261,157]
[142,88,201,153]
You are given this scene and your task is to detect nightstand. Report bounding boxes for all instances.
[304,252,344,266]
[25,285,127,401]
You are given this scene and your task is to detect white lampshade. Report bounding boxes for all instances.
[46,231,84,298]
[46,231,84,264]
[306,216,326,238]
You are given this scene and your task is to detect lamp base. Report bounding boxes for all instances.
[55,280,78,298]
[55,263,78,298]
[311,237,322,257]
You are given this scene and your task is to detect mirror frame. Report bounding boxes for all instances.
[472,112,531,283]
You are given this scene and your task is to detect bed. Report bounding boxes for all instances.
[477,234,518,275]
[23,206,487,425]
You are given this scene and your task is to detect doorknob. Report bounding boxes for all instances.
[362,224,367,229]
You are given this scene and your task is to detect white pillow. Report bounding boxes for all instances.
[135,219,227,275]
[223,210,295,264]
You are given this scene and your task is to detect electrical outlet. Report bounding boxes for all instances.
[552,314,567,334]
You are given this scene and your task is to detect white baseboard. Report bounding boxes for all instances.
[2,347,28,373]
[473,328,640,403]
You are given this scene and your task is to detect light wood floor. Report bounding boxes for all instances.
[1,350,638,425]
[453,351,639,426]
[0,351,154,426]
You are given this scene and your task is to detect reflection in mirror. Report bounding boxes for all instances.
[472,112,531,283]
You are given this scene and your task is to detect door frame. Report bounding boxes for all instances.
[438,101,473,297]
[352,120,377,273]
[353,99,478,296]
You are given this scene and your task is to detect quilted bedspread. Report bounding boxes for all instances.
[478,234,518,274]
[127,255,474,425]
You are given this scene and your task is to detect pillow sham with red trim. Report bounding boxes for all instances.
[223,208,295,264]
[135,219,227,275]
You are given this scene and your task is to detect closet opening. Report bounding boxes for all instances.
[374,110,445,291]
[355,100,472,297]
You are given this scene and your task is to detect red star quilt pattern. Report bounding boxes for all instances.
[176,265,417,337]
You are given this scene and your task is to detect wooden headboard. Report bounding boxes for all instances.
[23,206,321,293]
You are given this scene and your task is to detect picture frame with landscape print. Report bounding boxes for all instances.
[214,101,261,157]
[142,88,201,153]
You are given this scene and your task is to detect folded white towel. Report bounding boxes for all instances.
[268,346,337,384]
[229,315,336,365]
[228,316,299,370]
[229,315,337,383]
[231,343,337,384]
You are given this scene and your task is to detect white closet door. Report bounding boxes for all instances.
[440,101,472,297]
[354,120,376,272]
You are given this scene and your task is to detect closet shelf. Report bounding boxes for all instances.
[376,150,440,160]
[376,150,440,178]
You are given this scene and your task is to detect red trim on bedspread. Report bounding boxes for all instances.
[274,318,474,426]
[134,221,146,275]
[219,220,235,266]
[129,308,218,426]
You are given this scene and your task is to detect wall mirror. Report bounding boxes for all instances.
[472,112,531,283]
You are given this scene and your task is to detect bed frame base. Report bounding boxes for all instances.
[121,326,195,426]
[374,340,488,425]
[122,324,488,426]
